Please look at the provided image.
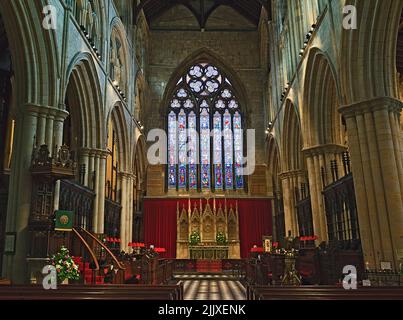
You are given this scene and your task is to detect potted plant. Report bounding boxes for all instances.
[216,232,227,245]
[50,246,80,284]
[189,231,201,246]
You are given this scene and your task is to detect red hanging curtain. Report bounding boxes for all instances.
[238,199,272,258]
[143,199,180,258]
[143,198,272,259]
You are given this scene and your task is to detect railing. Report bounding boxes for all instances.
[59,180,95,230]
[77,227,125,284]
[72,228,99,285]
[104,198,122,239]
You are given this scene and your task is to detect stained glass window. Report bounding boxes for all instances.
[167,63,244,191]
[200,107,210,189]
[168,111,177,188]
[178,109,187,189]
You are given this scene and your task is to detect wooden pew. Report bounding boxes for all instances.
[246,284,403,300]
[0,283,184,300]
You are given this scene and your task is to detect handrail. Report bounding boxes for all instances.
[78,227,125,270]
[72,228,100,272]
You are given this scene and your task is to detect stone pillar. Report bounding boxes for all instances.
[52,106,69,212]
[303,144,347,244]
[87,150,95,189]
[2,104,39,283]
[96,150,108,234]
[92,154,100,233]
[279,170,304,237]
[120,173,128,252]
[79,148,90,187]
[339,97,403,270]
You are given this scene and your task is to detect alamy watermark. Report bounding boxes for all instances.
[42,265,57,290]
[146,128,256,176]
[42,5,57,30]
[343,5,357,30]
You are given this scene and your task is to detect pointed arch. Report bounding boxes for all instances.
[340,0,403,104]
[282,99,304,172]
[65,53,105,149]
[108,102,130,173]
[160,48,249,118]
[0,0,59,107]
[303,48,344,147]
[110,17,130,95]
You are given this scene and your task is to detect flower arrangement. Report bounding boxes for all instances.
[50,246,80,283]
[216,232,227,245]
[189,231,201,245]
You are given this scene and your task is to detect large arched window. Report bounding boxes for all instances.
[167,62,244,192]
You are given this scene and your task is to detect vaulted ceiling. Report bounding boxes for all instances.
[134,0,271,29]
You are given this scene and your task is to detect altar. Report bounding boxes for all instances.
[189,245,229,260]
[176,198,240,259]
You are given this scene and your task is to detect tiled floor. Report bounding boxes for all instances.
[182,278,246,300]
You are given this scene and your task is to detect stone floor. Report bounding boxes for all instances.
[181,275,246,300]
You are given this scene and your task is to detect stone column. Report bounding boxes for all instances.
[52,106,69,212]
[339,97,403,270]
[92,154,100,233]
[79,148,90,187]
[119,173,128,252]
[279,170,304,237]
[2,104,39,283]
[96,150,108,234]
[303,144,347,243]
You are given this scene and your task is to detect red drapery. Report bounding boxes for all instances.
[143,198,272,259]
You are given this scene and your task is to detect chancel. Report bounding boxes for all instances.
[0,0,403,303]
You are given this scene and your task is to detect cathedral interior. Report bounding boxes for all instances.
[0,0,402,302]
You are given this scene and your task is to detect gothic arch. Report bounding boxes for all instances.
[160,48,249,119]
[107,103,130,173]
[266,134,281,188]
[282,99,304,172]
[74,0,106,55]
[303,48,344,147]
[109,18,130,95]
[134,71,146,121]
[340,0,403,103]
[0,0,59,107]
[65,54,104,149]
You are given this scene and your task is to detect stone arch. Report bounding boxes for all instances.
[65,53,104,150]
[303,48,345,147]
[0,0,59,107]
[160,48,249,120]
[74,0,106,55]
[340,0,403,103]
[107,102,130,173]
[110,18,130,95]
[282,99,304,172]
[134,71,146,121]
[266,134,281,192]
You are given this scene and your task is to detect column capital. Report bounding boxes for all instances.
[24,103,70,120]
[278,169,305,180]
[339,96,402,118]
[302,144,347,157]
[90,148,109,158]
[119,171,134,179]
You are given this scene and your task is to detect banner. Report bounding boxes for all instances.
[55,210,73,231]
